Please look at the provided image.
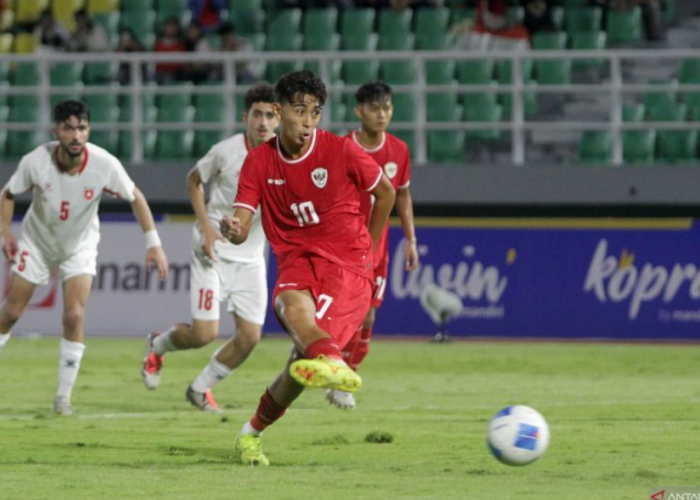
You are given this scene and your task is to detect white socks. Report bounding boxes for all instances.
[191,354,233,393]
[56,338,86,399]
[152,327,177,356]
[241,421,261,437]
[0,332,11,356]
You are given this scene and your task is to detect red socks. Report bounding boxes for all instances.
[250,389,288,432]
[305,337,342,361]
[343,326,373,371]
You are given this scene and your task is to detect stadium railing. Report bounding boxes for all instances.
[1,49,700,165]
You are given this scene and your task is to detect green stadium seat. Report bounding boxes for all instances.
[84,91,119,111]
[0,129,6,160]
[426,60,456,85]
[6,131,47,159]
[379,34,415,51]
[606,7,642,45]
[565,7,602,33]
[121,0,153,12]
[15,0,49,24]
[193,85,226,112]
[0,62,8,83]
[156,83,192,110]
[194,130,226,158]
[303,8,338,38]
[623,130,655,163]
[50,62,84,86]
[643,81,677,115]
[428,131,465,163]
[533,31,568,50]
[118,130,156,161]
[417,32,453,50]
[380,61,417,85]
[578,131,612,163]
[155,130,194,160]
[679,59,700,84]
[392,93,417,123]
[12,63,39,86]
[0,105,8,122]
[623,102,645,122]
[570,31,606,68]
[508,6,525,25]
[415,8,450,38]
[341,8,375,38]
[51,92,81,108]
[304,33,342,83]
[551,6,564,30]
[231,10,265,37]
[84,62,118,84]
[342,34,379,85]
[450,8,476,25]
[9,96,40,122]
[155,0,187,18]
[92,11,120,48]
[456,59,494,85]
[465,102,503,141]
[194,103,225,123]
[246,33,266,51]
[342,93,356,123]
[329,92,347,124]
[265,34,304,83]
[119,10,156,45]
[229,0,261,12]
[378,9,412,37]
[268,8,302,34]
[89,130,119,152]
[685,93,700,120]
[657,130,698,163]
[532,32,571,85]
[646,102,686,122]
[427,94,462,122]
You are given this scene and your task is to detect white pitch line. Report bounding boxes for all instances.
[0,398,698,422]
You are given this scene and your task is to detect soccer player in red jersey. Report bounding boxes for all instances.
[327,81,419,410]
[220,71,396,466]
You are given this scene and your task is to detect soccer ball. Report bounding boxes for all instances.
[487,405,550,466]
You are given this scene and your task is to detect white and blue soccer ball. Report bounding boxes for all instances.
[487,405,550,466]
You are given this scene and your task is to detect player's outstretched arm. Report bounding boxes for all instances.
[368,175,396,249]
[0,188,17,262]
[0,189,17,262]
[220,208,254,245]
[130,187,169,281]
[187,167,224,262]
[396,187,419,271]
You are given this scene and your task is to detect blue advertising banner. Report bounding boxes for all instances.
[264,218,700,340]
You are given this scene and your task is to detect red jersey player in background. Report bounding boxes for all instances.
[326,81,419,410]
[220,71,395,466]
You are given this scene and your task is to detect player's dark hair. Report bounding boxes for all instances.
[53,100,90,124]
[244,82,275,111]
[275,70,327,107]
[355,80,393,105]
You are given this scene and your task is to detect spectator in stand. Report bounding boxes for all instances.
[522,0,557,36]
[188,0,226,34]
[154,17,187,84]
[116,28,147,85]
[33,9,71,52]
[68,9,110,52]
[452,0,529,50]
[181,22,214,84]
[216,23,257,84]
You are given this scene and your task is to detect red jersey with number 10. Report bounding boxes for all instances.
[234,129,384,280]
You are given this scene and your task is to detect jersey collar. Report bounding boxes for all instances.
[276,129,317,164]
[54,145,89,176]
[352,130,386,153]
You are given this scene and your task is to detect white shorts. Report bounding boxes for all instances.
[190,251,267,325]
[12,237,97,286]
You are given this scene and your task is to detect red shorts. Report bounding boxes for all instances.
[371,252,389,309]
[273,254,373,349]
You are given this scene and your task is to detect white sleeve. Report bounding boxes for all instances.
[105,160,136,202]
[4,157,34,196]
[195,145,220,184]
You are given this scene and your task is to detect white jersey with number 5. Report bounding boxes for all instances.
[194,133,265,263]
[3,142,136,260]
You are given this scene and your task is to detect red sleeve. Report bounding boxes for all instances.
[344,139,383,192]
[397,142,411,189]
[233,153,261,214]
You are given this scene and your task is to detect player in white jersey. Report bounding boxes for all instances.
[141,83,279,411]
[0,100,169,415]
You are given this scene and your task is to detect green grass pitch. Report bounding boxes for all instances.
[0,336,697,500]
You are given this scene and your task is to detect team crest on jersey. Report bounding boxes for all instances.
[384,162,398,179]
[84,188,95,200]
[311,168,328,188]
